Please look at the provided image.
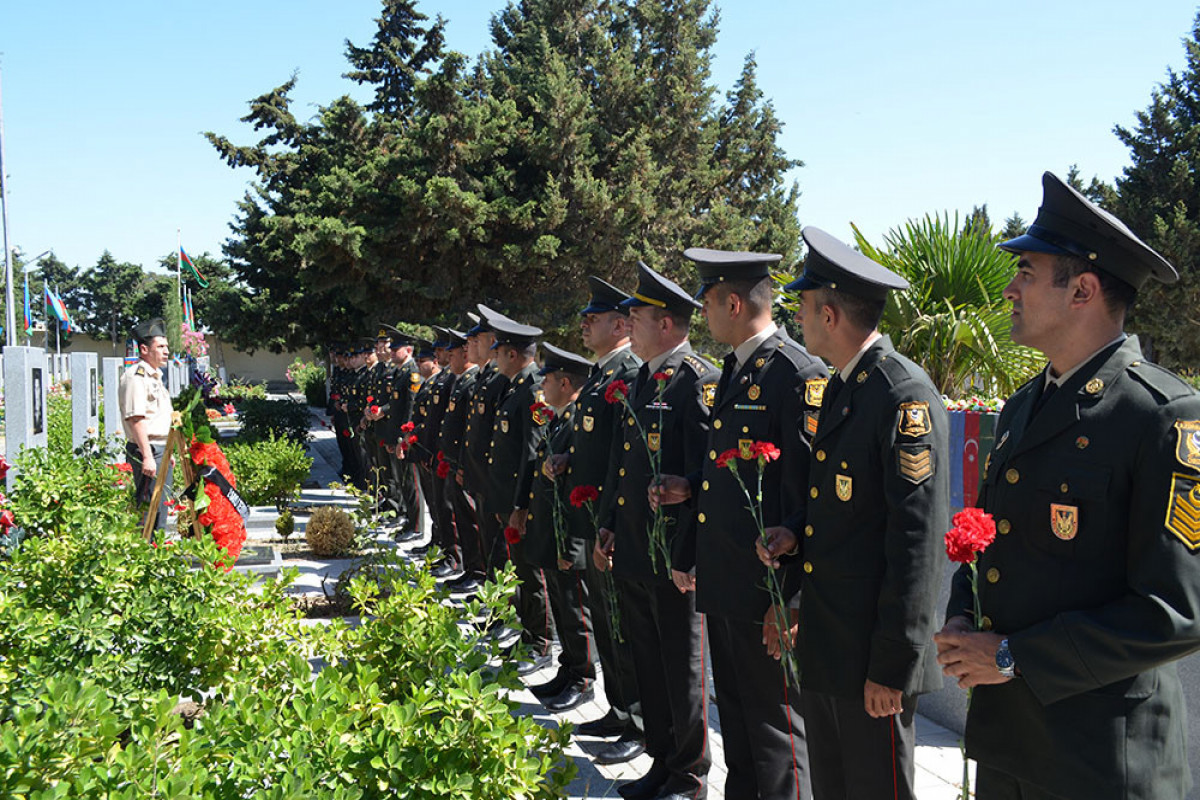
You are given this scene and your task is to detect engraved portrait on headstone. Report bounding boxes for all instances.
[31,368,44,435]
[90,368,98,416]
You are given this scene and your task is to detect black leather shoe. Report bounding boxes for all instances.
[576,709,627,737]
[530,672,570,699]
[653,793,705,800]
[615,762,665,797]
[544,684,593,712]
[397,529,423,542]
[410,544,432,556]
[430,562,460,578]
[447,577,482,594]
[597,734,647,766]
[516,652,553,676]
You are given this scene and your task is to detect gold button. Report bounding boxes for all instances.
[816,450,826,462]
[742,426,750,433]
[528,512,534,520]
[713,420,722,429]
[570,446,576,454]
[841,461,848,469]
[618,497,626,506]
[624,442,631,451]
[998,519,1011,535]
[1060,483,1069,493]
[986,568,1000,584]
[619,468,626,477]
[698,513,706,523]
[1005,468,1019,484]
[810,487,819,499]
[710,450,718,460]
[980,616,993,631]
[574,425,579,431]
[804,524,814,537]
[628,418,635,426]
[702,480,710,491]
[803,561,813,574]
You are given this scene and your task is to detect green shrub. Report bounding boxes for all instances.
[276,509,296,540]
[219,378,267,401]
[225,435,313,511]
[47,392,72,454]
[237,398,312,444]
[306,505,355,556]
[288,358,328,407]
[8,443,135,541]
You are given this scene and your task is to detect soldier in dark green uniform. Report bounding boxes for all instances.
[596,262,717,800]
[545,277,645,761]
[487,315,555,674]
[345,341,375,490]
[438,326,486,592]
[424,329,459,575]
[657,247,827,800]
[934,172,1200,800]
[362,328,398,513]
[521,342,597,711]
[759,227,949,800]
[380,325,421,532]
[406,337,443,556]
[328,345,360,485]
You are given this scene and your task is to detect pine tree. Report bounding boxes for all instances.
[344,0,446,119]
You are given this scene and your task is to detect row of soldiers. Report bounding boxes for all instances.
[323,170,1200,800]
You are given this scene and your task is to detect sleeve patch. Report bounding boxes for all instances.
[1167,473,1200,551]
[897,401,932,437]
[1174,420,1200,470]
[804,378,828,407]
[702,382,717,407]
[898,444,934,484]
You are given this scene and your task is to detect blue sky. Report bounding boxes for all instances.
[2,0,1197,274]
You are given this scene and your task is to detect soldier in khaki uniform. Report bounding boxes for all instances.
[934,173,1200,800]
[119,317,174,530]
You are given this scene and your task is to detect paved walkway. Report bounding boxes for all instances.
[248,406,976,799]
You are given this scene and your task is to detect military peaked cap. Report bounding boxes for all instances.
[133,317,167,343]
[539,342,593,377]
[684,247,782,299]
[786,227,908,302]
[581,276,632,316]
[620,261,702,315]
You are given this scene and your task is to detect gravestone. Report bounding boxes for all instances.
[69,352,100,450]
[102,357,125,451]
[2,346,49,488]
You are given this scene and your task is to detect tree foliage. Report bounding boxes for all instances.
[1108,11,1200,368]
[205,0,803,351]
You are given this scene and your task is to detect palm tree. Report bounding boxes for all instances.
[853,214,1043,397]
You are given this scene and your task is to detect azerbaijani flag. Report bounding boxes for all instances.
[23,278,32,334]
[180,247,209,288]
[45,287,69,327]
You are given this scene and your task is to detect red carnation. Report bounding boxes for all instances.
[369,404,381,416]
[111,462,133,473]
[407,435,418,445]
[569,485,601,508]
[378,440,387,447]
[0,510,14,529]
[330,393,341,401]
[436,450,445,461]
[653,371,669,383]
[436,460,451,479]
[401,421,415,433]
[366,395,374,403]
[945,507,997,564]
[605,380,629,405]
[342,429,352,438]
[504,525,522,545]
[0,456,9,481]
[750,441,781,462]
[198,481,246,570]
[715,448,740,469]
[223,403,236,416]
[190,440,235,486]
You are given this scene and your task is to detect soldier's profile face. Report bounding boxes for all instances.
[794,291,830,359]
[628,306,659,359]
[1003,252,1071,352]
[139,336,170,369]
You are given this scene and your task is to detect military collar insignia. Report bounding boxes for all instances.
[1085,378,1105,395]
[1050,503,1078,540]
[1174,421,1200,470]
[897,401,932,438]
[755,357,766,369]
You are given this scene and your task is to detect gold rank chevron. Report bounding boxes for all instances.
[1167,473,1200,550]
[898,447,933,484]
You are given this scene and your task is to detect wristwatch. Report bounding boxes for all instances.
[995,638,1017,678]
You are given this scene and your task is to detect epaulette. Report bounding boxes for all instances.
[1126,360,1197,404]
[772,335,824,372]
[682,353,716,376]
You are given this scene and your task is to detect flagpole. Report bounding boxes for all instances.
[0,66,15,347]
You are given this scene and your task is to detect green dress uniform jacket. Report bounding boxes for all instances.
[437,365,480,467]
[382,358,421,445]
[524,401,588,570]
[947,336,1200,800]
[461,362,509,497]
[691,329,828,621]
[796,336,948,698]
[416,370,455,466]
[603,346,719,582]
[484,363,544,517]
[571,348,642,537]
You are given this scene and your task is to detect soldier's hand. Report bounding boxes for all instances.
[933,625,1011,689]
[649,475,691,509]
[141,457,157,478]
[762,605,799,658]
[557,557,573,572]
[455,468,465,486]
[543,453,569,480]
[383,444,395,455]
[508,509,528,535]
[593,528,615,572]
[756,526,798,568]
[670,569,695,593]
[864,679,903,718]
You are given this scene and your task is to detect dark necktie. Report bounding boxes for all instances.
[822,374,844,413]
[635,363,651,396]
[717,353,737,399]
[1030,380,1058,418]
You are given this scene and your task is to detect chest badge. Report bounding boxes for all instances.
[1174,420,1200,470]
[583,415,595,432]
[500,419,509,434]
[739,439,753,459]
[835,474,853,501]
[647,432,661,452]
[748,384,761,401]
[805,378,828,407]
[477,402,486,415]
[897,401,932,437]
[1050,503,1078,540]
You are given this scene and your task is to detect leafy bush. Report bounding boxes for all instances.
[7,442,134,541]
[288,357,328,407]
[276,508,295,540]
[237,398,313,444]
[306,505,356,556]
[218,378,267,401]
[47,392,72,454]
[225,435,313,511]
